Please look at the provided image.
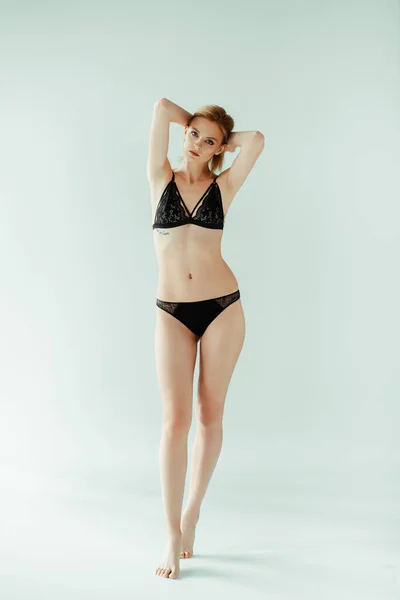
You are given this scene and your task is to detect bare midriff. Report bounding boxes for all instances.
[153,224,239,302]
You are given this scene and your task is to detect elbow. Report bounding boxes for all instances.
[254,131,265,150]
[155,97,168,109]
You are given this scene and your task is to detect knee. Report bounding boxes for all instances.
[197,401,224,428]
[162,409,192,435]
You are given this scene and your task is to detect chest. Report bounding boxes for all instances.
[151,176,233,223]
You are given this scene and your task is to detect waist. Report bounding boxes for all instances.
[156,258,239,302]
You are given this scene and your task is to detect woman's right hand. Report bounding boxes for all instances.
[224,133,238,153]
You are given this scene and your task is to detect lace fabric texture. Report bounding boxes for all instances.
[214,290,240,308]
[156,299,179,313]
[153,180,224,229]
[156,290,240,310]
[189,184,224,226]
[153,183,188,227]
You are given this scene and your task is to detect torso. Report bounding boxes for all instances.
[150,167,239,301]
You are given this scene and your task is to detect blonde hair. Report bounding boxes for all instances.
[177,105,234,173]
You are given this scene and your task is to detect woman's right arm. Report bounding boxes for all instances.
[161,97,192,127]
[146,98,192,182]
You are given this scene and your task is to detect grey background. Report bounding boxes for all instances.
[0,0,399,597]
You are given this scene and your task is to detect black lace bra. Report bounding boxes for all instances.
[152,172,224,230]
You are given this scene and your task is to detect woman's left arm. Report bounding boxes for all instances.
[225,131,264,152]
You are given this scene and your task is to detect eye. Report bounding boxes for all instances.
[191,131,214,145]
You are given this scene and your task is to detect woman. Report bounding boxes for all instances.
[148,97,264,579]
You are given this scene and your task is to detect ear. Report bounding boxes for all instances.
[216,144,226,155]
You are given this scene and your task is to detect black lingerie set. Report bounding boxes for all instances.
[152,171,241,338]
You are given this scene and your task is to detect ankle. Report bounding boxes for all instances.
[166,526,182,539]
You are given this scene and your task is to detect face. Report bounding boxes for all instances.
[183,117,226,163]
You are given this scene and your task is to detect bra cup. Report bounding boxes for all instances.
[153,183,188,227]
[153,179,224,230]
[192,185,224,227]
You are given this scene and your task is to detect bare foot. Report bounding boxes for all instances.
[155,532,181,578]
[180,510,199,558]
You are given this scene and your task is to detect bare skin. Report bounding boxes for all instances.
[155,531,182,578]
[152,119,244,578]
[153,292,245,578]
[180,507,199,558]
[149,106,262,578]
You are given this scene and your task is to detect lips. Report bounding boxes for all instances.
[190,150,199,156]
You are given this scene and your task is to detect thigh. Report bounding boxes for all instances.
[197,299,246,420]
[155,305,199,427]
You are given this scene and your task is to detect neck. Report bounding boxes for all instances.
[177,157,213,184]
